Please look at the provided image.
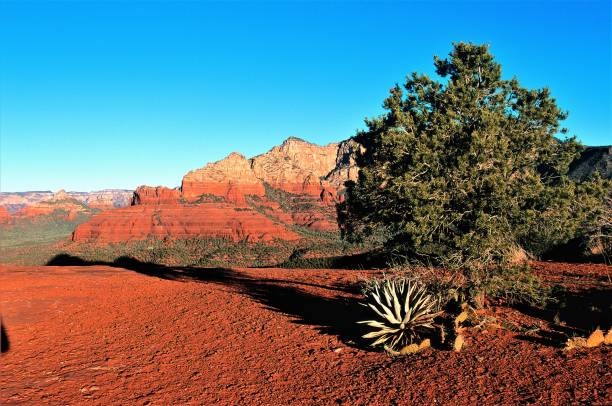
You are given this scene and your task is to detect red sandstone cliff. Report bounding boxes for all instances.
[250,137,339,195]
[182,152,265,204]
[73,204,299,243]
[131,186,181,205]
[72,137,358,244]
[182,137,358,203]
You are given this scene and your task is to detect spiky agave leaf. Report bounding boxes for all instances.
[358,278,441,350]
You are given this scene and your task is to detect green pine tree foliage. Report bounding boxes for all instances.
[340,42,607,270]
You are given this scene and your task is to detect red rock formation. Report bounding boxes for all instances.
[251,137,339,196]
[131,186,181,205]
[0,191,54,208]
[14,190,92,220]
[0,206,12,224]
[182,153,266,204]
[72,203,299,243]
[72,137,358,244]
[78,189,133,209]
[323,139,360,202]
[248,198,338,232]
[0,189,132,212]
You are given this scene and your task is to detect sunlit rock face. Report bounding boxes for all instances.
[72,203,300,243]
[181,152,266,204]
[0,189,130,223]
[131,186,181,205]
[73,137,359,243]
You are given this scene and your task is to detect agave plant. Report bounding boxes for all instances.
[358,278,441,350]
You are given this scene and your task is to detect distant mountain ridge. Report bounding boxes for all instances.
[0,189,133,213]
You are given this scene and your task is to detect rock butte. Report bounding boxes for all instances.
[72,204,300,243]
[73,137,360,243]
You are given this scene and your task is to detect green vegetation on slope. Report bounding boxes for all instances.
[0,211,92,249]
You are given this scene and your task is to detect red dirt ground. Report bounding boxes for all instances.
[1,262,610,405]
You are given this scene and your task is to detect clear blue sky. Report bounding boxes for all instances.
[1,1,610,192]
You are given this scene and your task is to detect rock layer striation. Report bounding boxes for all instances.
[73,137,358,243]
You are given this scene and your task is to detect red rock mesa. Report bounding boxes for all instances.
[73,137,359,243]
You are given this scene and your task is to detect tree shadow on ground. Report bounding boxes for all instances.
[272,250,389,270]
[541,237,609,264]
[45,254,372,349]
[515,286,612,347]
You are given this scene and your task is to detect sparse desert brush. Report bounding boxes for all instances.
[389,262,468,306]
[358,277,442,352]
[466,264,553,308]
[38,231,361,269]
[388,261,552,310]
[52,237,303,268]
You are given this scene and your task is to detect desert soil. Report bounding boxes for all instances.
[0,262,610,405]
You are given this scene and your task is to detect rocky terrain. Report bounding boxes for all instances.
[181,136,358,203]
[0,261,609,404]
[72,137,359,244]
[0,191,99,226]
[1,141,610,404]
[0,207,12,224]
[72,203,301,243]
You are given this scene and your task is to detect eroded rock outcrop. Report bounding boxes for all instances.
[73,204,299,243]
[182,152,266,204]
[131,186,181,205]
[0,206,12,224]
[78,189,133,209]
[325,139,360,187]
[181,137,357,203]
[569,146,612,181]
[73,137,356,244]
[251,137,339,195]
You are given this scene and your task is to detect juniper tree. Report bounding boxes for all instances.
[340,42,606,272]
